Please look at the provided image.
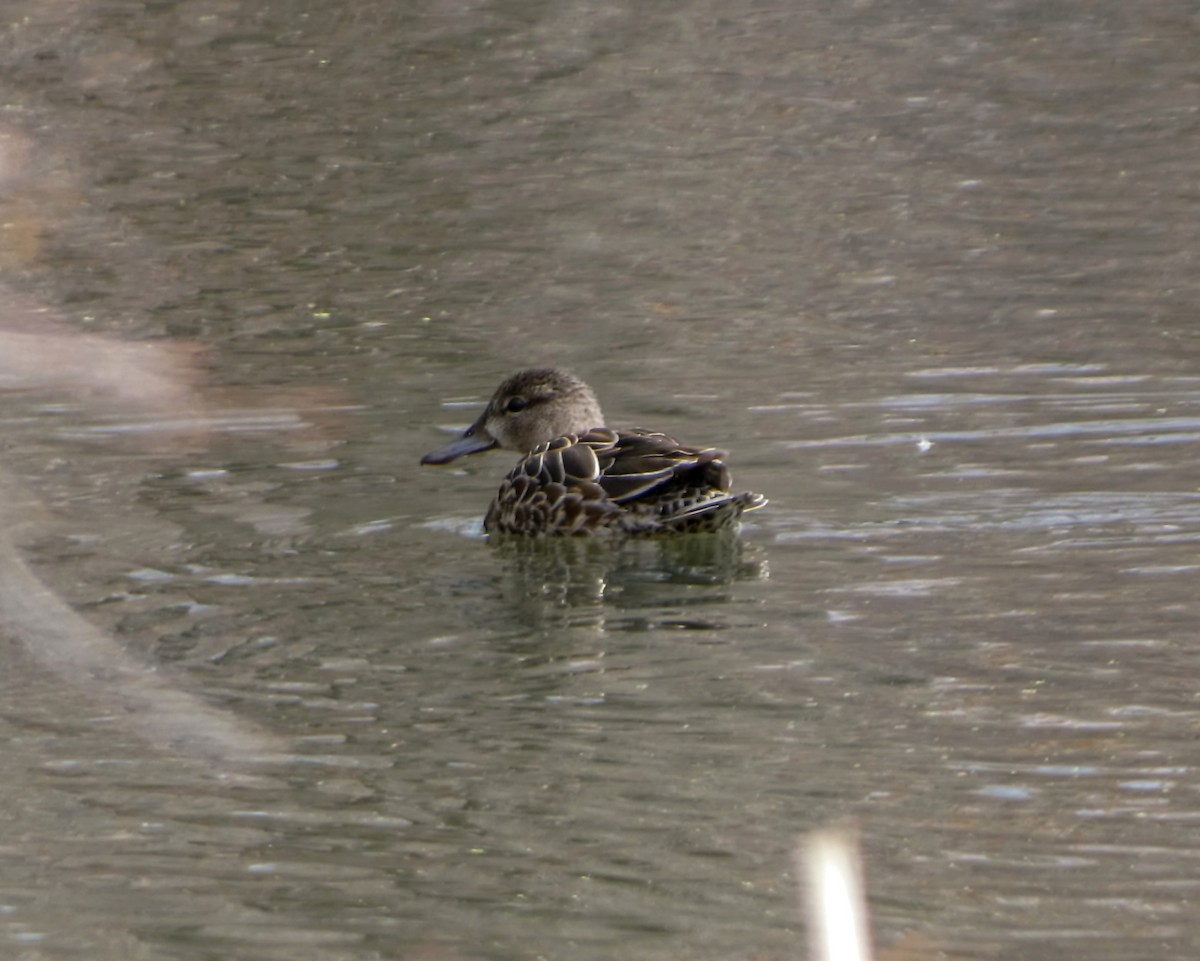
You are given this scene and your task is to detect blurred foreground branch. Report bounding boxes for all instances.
[798,824,874,961]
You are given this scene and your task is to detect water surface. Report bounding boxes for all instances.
[1,1,1199,959]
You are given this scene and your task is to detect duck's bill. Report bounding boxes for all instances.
[420,431,497,465]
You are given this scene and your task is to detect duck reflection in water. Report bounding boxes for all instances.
[489,533,768,633]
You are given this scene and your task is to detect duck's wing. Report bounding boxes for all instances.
[587,429,731,504]
[593,429,766,532]
[485,428,758,535]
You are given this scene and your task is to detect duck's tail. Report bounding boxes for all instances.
[660,490,767,533]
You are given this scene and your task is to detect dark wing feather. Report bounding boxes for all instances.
[590,429,730,505]
[554,438,603,485]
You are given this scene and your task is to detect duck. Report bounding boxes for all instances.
[420,367,766,536]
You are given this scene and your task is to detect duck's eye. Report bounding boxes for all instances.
[505,397,528,414]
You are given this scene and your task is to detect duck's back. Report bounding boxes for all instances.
[484,428,765,536]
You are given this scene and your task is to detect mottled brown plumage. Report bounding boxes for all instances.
[421,368,766,535]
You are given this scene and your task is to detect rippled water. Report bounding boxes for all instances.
[2,1,1199,959]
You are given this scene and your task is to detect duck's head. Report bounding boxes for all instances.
[420,367,605,465]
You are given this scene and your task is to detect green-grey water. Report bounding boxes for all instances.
[2,2,1199,959]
